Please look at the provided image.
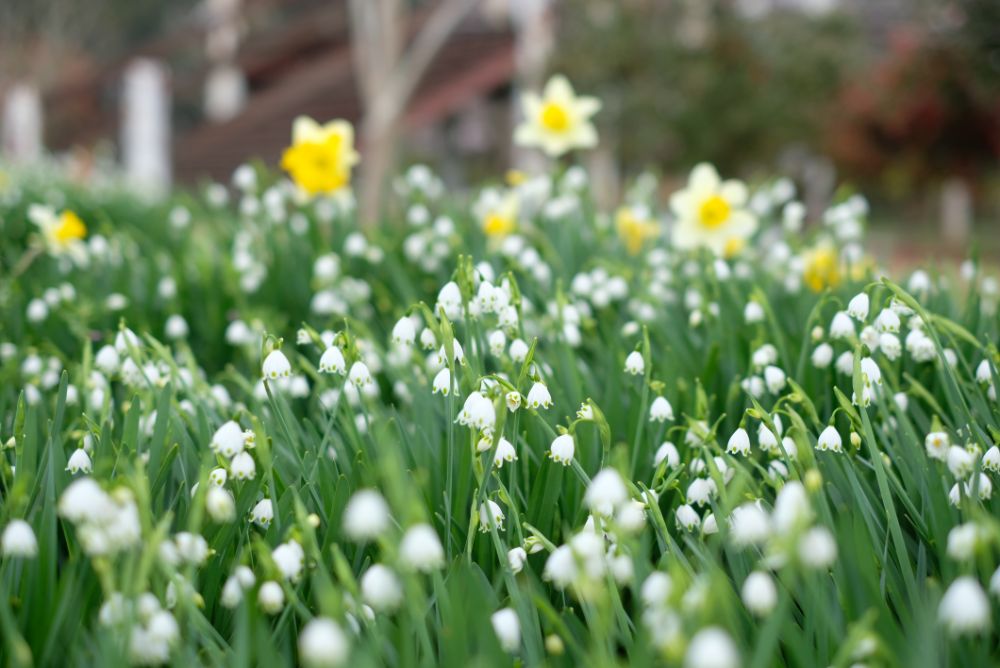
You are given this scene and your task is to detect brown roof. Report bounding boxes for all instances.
[36,0,516,181]
[174,29,515,182]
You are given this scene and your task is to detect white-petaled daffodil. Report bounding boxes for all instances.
[670,163,757,257]
[514,75,601,158]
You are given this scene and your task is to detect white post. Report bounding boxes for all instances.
[204,64,247,122]
[941,177,972,248]
[122,59,171,197]
[203,0,246,122]
[2,83,43,163]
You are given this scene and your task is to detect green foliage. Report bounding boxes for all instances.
[551,0,861,174]
[1,161,999,667]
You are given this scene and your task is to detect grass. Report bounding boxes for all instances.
[1,160,999,667]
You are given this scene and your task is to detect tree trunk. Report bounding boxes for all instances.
[350,0,483,227]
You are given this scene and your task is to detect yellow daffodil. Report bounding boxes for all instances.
[28,204,88,258]
[280,116,359,196]
[475,189,520,238]
[848,255,875,283]
[802,244,842,292]
[505,169,527,187]
[670,163,757,257]
[615,206,660,255]
[514,75,601,158]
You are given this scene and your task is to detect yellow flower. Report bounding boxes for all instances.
[54,211,87,245]
[505,169,527,187]
[615,207,660,255]
[802,245,842,292]
[848,256,874,283]
[28,204,88,257]
[670,163,757,257]
[280,116,359,196]
[475,189,519,238]
[514,75,601,157]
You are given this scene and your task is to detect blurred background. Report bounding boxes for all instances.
[1,0,998,255]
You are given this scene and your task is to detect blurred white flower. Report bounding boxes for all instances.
[399,524,444,572]
[299,617,350,667]
[1,519,38,558]
[361,564,402,612]
[676,504,700,531]
[686,478,716,506]
[584,468,628,517]
[684,627,739,668]
[165,315,189,340]
[772,481,811,535]
[258,581,285,614]
[491,607,521,653]
[744,301,764,324]
[946,523,981,561]
[211,421,245,458]
[343,490,390,542]
[798,526,837,569]
[508,547,528,574]
[939,577,990,636]
[811,343,833,369]
[741,571,777,617]
[829,311,854,339]
[206,486,235,523]
[543,545,578,588]
[947,446,974,478]
[272,540,305,581]
[729,503,771,547]
[457,392,496,433]
[925,432,949,461]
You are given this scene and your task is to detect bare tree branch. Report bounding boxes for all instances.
[349,0,484,226]
[366,0,482,133]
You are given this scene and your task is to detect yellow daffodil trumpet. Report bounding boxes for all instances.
[280,116,359,197]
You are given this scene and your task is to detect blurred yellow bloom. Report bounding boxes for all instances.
[280,116,359,196]
[848,256,874,282]
[476,189,519,238]
[28,204,88,257]
[723,237,746,259]
[514,75,601,158]
[505,170,526,186]
[671,163,757,257]
[615,207,659,255]
[802,245,841,292]
[54,211,87,244]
